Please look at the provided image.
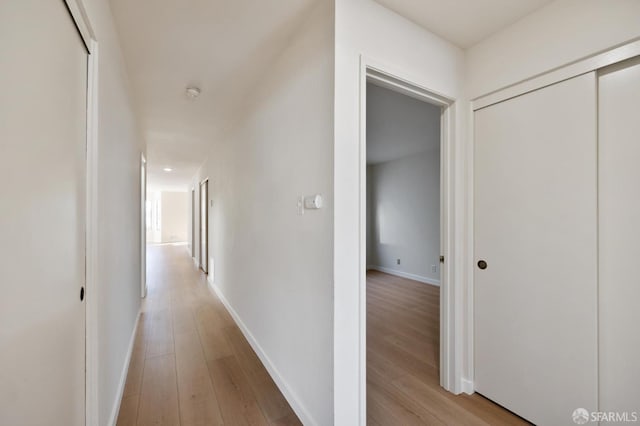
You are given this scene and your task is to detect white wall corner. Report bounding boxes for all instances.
[207,281,317,426]
[107,309,141,426]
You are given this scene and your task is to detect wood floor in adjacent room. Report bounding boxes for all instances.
[117,244,301,426]
[366,270,530,425]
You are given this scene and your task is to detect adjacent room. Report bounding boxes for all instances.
[365,82,447,421]
[366,82,441,286]
[146,190,190,245]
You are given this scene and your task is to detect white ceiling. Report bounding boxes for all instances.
[109,0,317,191]
[374,0,554,48]
[367,83,440,165]
[111,0,553,190]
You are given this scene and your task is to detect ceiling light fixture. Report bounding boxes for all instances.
[163,167,173,172]
[185,86,201,99]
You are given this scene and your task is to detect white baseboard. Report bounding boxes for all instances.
[108,309,141,426]
[149,241,188,246]
[207,282,316,426]
[461,378,474,395]
[368,265,440,286]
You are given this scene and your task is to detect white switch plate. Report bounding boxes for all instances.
[304,194,323,209]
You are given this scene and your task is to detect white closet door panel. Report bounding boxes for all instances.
[474,73,598,425]
[599,57,640,418]
[0,1,88,424]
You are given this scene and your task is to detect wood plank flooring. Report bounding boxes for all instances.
[366,270,530,425]
[117,244,301,426]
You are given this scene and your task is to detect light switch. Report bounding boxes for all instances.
[304,194,323,210]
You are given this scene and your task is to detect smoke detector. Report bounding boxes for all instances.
[186,86,201,99]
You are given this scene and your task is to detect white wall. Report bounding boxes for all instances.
[160,191,189,243]
[466,0,640,98]
[334,0,467,423]
[367,150,440,284]
[83,0,145,424]
[191,2,334,424]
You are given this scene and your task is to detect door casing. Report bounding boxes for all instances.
[200,179,209,273]
[191,189,195,258]
[354,58,458,425]
[140,154,147,298]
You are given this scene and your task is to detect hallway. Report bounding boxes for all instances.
[117,244,301,426]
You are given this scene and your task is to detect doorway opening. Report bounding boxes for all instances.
[365,79,444,422]
[140,154,147,298]
[191,188,196,259]
[199,179,209,274]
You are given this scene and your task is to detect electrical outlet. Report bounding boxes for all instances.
[431,265,437,273]
[397,258,401,265]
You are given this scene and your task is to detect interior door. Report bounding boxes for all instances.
[474,73,598,425]
[0,1,88,424]
[200,180,208,273]
[598,56,640,416]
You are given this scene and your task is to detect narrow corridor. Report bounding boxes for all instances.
[117,244,301,425]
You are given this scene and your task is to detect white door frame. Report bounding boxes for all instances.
[140,154,147,298]
[63,1,99,424]
[356,56,460,423]
[199,178,209,273]
[192,185,199,265]
[191,188,196,258]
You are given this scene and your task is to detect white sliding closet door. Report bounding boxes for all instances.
[599,57,640,418]
[0,1,88,424]
[474,73,598,425]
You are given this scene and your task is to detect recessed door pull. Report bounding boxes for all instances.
[477,260,488,270]
[80,287,85,301]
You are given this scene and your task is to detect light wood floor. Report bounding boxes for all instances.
[117,244,301,426]
[366,270,530,425]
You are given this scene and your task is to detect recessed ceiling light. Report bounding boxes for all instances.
[163,168,173,172]
[186,86,201,99]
